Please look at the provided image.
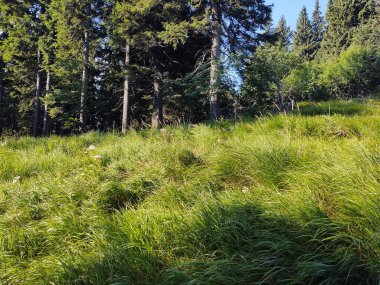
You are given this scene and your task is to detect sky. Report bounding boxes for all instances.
[267,0,328,30]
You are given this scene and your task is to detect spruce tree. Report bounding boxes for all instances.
[111,0,198,128]
[311,0,325,58]
[293,6,314,60]
[0,0,50,136]
[274,16,292,49]
[48,0,104,132]
[187,0,272,120]
[321,0,376,57]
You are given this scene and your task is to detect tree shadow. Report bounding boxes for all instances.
[297,101,371,117]
[163,202,377,285]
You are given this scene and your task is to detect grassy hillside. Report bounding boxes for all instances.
[1,99,380,285]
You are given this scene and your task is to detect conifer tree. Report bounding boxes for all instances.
[321,0,376,57]
[293,6,314,60]
[274,16,292,48]
[49,0,104,132]
[0,0,49,136]
[187,0,272,120]
[311,0,325,58]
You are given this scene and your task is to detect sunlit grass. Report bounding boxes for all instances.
[1,99,380,284]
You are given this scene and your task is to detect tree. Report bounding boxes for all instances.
[293,6,314,60]
[190,0,272,120]
[321,0,376,57]
[0,62,5,135]
[243,45,299,111]
[49,0,104,132]
[0,0,50,136]
[311,0,325,58]
[274,16,292,49]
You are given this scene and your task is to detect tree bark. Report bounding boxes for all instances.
[0,60,4,135]
[33,49,42,137]
[122,41,130,134]
[42,70,51,136]
[209,0,222,121]
[276,80,285,112]
[80,2,91,132]
[151,72,163,128]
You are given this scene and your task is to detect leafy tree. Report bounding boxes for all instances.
[283,62,325,101]
[243,45,299,111]
[320,45,380,98]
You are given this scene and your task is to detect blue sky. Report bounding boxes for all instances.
[267,0,328,30]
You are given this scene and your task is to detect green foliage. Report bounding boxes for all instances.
[283,61,325,100]
[320,45,380,98]
[242,45,299,110]
[283,44,380,101]
[1,100,380,283]
[274,16,292,49]
[311,0,325,58]
[293,6,314,60]
[320,0,376,58]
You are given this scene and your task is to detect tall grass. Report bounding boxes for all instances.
[1,100,380,284]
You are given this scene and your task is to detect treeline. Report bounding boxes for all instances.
[0,0,379,136]
[243,0,380,112]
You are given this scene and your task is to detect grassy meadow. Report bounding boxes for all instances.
[1,98,380,284]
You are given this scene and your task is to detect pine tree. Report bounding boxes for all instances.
[274,16,292,49]
[293,6,314,60]
[311,0,325,58]
[321,0,376,57]
[49,0,105,132]
[0,0,50,136]
[188,0,272,120]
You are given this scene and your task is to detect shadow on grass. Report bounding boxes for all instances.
[297,100,372,117]
[55,223,165,285]
[163,202,378,285]
[54,200,378,285]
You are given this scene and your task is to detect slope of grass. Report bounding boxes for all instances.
[1,99,380,284]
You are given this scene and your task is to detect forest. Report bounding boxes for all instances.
[1,0,380,284]
[0,0,378,136]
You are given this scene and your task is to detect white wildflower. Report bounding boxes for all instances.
[94,155,102,160]
[13,176,21,184]
[87,145,96,151]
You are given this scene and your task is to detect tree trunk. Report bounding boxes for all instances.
[122,41,130,134]
[209,0,222,121]
[0,60,4,135]
[276,80,285,112]
[151,72,163,128]
[80,2,91,132]
[33,50,42,137]
[42,70,51,136]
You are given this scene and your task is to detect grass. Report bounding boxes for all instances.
[1,99,380,284]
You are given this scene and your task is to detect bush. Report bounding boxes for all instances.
[320,45,380,98]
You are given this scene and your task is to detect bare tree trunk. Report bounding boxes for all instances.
[42,70,51,136]
[122,41,130,134]
[276,80,285,112]
[209,0,222,121]
[0,60,4,135]
[151,72,163,128]
[33,50,42,137]
[80,2,91,132]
